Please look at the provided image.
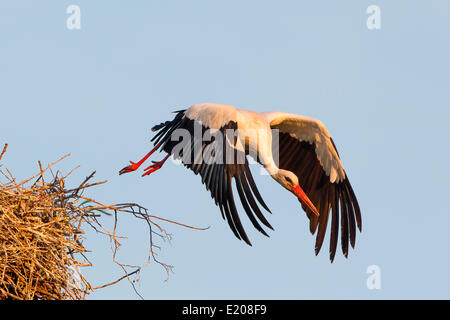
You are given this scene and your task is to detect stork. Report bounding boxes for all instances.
[119,103,361,261]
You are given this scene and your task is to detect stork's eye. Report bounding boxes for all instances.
[285,177,293,183]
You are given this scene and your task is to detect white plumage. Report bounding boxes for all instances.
[186,104,344,182]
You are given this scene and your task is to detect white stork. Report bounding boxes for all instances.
[119,103,361,261]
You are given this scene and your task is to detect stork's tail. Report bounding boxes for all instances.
[151,121,171,132]
[150,109,187,150]
[151,109,186,132]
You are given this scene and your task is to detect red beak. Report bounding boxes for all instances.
[292,185,319,217]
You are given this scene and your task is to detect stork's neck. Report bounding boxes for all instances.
[264,161,291,191]
[263,159,280,177]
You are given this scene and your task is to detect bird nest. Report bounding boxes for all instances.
[0,144,201,300]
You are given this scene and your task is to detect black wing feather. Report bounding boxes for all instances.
[276,132,361,261]
[150,111,272,245]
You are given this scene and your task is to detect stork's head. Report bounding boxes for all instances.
[274,169,299,191]
[273,169,319,217]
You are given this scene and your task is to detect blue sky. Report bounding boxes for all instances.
[0,1,449,299]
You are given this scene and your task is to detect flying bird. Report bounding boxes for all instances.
[119,103,361,261]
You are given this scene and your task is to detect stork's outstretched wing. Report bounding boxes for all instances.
[261,111,361,261]
[151,105,273,245]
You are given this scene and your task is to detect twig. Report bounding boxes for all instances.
[0,144,7,161]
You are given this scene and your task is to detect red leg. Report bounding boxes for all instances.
[119,143,162,175]
[142,154,170,177]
